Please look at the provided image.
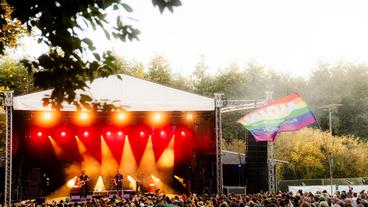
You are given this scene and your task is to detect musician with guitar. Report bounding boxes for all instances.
[113,170,123,195]
[77,170,90,199]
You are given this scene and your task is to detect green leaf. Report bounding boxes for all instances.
[82,38,96,51]
[102,28,111,40]
[93,53,101,61]
[80,94,92,102]
[121,3,133,12]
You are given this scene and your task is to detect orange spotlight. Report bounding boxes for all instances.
[36,111,59,127]
[48,136,63,158]
[67,176,78,188]
[118,112,126,120]
[151,174,160,182]
[186,113,193,120]
[74,111,94,126]
[127,175,137,190]
[127,175,136,183]
[151,112,166,126]
[80,112,88,120]
[157,136,175,169]
[43,112,52,120]
[94,176,105,192]
[113,111,129,126]
[154,113,161,121]
[174,175,186,187]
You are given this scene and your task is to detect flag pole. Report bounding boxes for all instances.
[318,104,342,206]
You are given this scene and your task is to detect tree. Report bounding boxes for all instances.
[1,0,181,110]
[146,55,172,85]
[191,57,215,97]
[275,128,368,179]
[0,55,35,95]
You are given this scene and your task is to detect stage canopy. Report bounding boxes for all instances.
[14,74,215,111]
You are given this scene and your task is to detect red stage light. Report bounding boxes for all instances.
[61,131,66,137]
[83,131,89,137]
[180,131,186,137]
[106,131,112,136]
[140,131,145,137]
[160,131,165,136]
[37,131,43,137]
[118,131,123,136]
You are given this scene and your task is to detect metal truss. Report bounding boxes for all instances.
[2,90,13,207]
[214,94,267,194]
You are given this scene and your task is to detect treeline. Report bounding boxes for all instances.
[1,55,368,142]
[111,55,368,141]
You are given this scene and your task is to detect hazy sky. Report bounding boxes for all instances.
[20,0,368,77]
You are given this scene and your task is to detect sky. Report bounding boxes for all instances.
[19,0,368,77]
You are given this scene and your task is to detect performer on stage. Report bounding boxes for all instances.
[113,170,123,195]
[78,170,90,199]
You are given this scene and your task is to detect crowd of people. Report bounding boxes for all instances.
[10,187,368,207]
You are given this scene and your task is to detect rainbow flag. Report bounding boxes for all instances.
[238,93,317,142]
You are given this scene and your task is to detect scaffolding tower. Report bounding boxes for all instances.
[214,93,270,194]
[1,90,13,207]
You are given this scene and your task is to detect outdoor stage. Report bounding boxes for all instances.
[11,74,218,200]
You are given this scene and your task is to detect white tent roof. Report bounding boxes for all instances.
[14,74,215,111]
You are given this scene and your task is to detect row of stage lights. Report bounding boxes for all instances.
[36,111,195,127]
[34,128,188,139]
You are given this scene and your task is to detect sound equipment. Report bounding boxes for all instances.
[245,132,268,193]
[29,168,41,197]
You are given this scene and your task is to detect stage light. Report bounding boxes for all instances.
[43,112,52,120]
[83,131,89,137]
[36,111,59,127]
[151,174,160,182]
[66,176,78,188]
[140,131,145,137]
[106,131,112,136]
[160,130,166,137]
[60,131,66,137]
[74,111,94,126]
[186,113,193,120]
[127,175,136,183]
[118,112,126,120]
[94,175,105,192]
[154,113,161,121]
[117,131,123,136]
[37,131,43,137]
[113,111,129,126]
[80,112,88,120]
[174,175,186,187]
[180,131,186,137]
